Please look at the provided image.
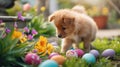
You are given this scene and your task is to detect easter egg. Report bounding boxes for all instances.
[48,52,59,59]
[75,49,84,57]
[82,53,96,64]
[50,55,66,65]
[25,53,41,65]
[39,60,58,67]
[101,49,115,58]
[66,50,78,58]
[89,50,100,58]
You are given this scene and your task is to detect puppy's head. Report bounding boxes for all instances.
[49,9,75,38]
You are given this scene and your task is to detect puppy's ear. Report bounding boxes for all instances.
[63,17,75,24]
[48,14,55,22]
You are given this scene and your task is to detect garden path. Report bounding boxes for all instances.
[96,29,120,38]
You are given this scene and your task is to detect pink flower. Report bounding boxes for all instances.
[17,12,25,21]
[28,34,33,40]
[5,28,11,33]
[31,29,38,35]
[24,27,29,33]
[23,3,31,12]
[0,20,3,24]
[14,22,18,28]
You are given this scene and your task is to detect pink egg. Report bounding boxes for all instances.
[66,50,78,58]
[48,52,59,59]
[75,49,84,57]
[25,53,41,65]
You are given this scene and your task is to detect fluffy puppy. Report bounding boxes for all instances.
[49,6,98,53]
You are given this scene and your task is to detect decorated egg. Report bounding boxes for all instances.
[89,50,100,58]
[25,53,41,65]
[75,49,84,57]
[39,60,58,67]
[48,52,59,59]
[82,53,96,64]
[66,50,78,58]
[50,55,66,65]
[101,49,115,58]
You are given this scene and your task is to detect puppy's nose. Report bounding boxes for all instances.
[58,34,62,38]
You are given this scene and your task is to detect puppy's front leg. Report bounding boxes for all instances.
[83,38,91,52]
[61,38,72,53]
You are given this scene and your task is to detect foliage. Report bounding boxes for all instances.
[58,0,75,9]
[27,14,55,37]
[87,6,109,17]
[63,57,112,67]
[92,38,120,55]
[6,1,22,16]
[0,28,29,67]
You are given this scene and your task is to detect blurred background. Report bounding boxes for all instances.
[0,0,120,29]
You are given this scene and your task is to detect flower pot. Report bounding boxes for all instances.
[93,16,108,29]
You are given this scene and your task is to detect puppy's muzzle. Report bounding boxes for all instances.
[58,34,62,38]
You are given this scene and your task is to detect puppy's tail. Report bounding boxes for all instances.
[72,5,87,14]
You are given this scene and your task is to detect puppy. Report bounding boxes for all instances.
[49,6,98,53]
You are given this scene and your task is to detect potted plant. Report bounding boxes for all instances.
[87,6,109,29]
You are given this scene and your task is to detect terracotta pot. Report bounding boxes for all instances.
[93,16,108,29]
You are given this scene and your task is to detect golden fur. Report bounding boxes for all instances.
[49,6,98,53]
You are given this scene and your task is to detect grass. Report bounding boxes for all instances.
[92,38,120,55]
[63,57,113,67]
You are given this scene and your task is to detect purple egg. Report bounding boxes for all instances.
[89,50,100,58]
[101,49,115,58]
[75,49,84,57]
[48,52,59,59]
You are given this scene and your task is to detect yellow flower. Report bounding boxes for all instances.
[102,7,109,16]
[20,36,27,43]
[12,30,22,39]
[40,6,46,12]
[34,36,54,56]
[39,36,47,47]
[47,43,54,55]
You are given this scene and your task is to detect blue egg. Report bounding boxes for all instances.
[39,60,59,67]
[82,53,96,64]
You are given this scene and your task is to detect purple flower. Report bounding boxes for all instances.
[5,28,11,33]
[31,29,38,35]
[17,12,25,21]
[27,34,33,40]
[0,20,3,24]
[32,49,38,53]
[14,22,18,28]
[24,27,29,33]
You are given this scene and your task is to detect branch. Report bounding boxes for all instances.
[107,0,120,15]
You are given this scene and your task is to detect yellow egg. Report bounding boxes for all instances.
[50,55,66,65]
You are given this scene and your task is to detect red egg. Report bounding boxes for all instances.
[25,53,41,65]
[75,49,84,57]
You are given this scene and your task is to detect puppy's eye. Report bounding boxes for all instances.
[62,27,66,30]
